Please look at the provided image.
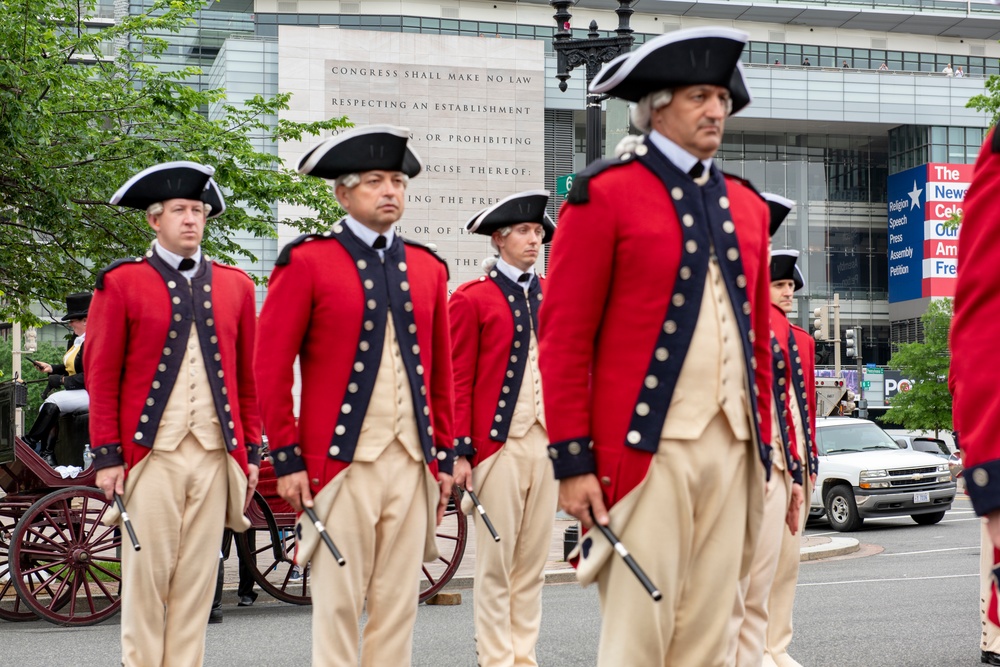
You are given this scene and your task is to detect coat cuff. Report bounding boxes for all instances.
[965,460,1000,516]
[787,457,804,487]
[92,443,125,471]
[453,436,476,459]
[434,446,455,476]
[547,436,596,480]
[245,442,262,468]
[271,444,306,477]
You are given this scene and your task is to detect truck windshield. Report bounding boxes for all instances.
[816,422,903,456]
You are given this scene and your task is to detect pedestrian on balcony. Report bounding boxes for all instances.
[943,63,954,76]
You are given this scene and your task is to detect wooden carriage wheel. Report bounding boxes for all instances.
[9,488,122,626]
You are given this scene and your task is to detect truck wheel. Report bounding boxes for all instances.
[911,511,946,526]
[825,485,863,532]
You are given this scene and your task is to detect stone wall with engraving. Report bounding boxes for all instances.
[277,27,546,288]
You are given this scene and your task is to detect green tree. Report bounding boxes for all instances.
[883,298,953,437]
[0,0,348,322]
[968,77,1000,124]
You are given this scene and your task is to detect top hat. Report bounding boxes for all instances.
[61,292,92,321]
[590,27,751,114]
[762,192,796,237]
[110,161,225,219]
[770,249,804,291]
[465,190,556,243]
[297,125,423,180]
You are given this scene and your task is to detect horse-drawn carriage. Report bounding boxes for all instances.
[0,380,468,625]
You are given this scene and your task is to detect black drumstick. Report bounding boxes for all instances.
[303,506,346,566]
[464,487,500,543]
[589,509,661,601]
[114,493,141,552]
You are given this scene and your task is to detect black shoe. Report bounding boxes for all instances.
[238,594,256,607]
[25,403,60,463]
[208,607,223,624]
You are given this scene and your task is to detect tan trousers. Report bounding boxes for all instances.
[596,413,753,667]
[311,440,429,667]
[728,467,790,667]
[121,434,229,667]
[981,520,1000,653]
[473,423,557,667]
[762,482,807,667]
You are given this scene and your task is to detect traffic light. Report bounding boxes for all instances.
[813,306,829,341]
[845,328,857,359]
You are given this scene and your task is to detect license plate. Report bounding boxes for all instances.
[913,491,930,503]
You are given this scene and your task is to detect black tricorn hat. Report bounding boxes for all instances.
[110,161,225,219]
[61,292,92,322]
[590,27,751,114]
[770,249,804,291]
[465,190,556,244]
[297,125,423,180]
[762,192,795,237]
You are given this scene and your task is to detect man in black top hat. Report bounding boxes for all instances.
[23,292,92,466]
[255,124,460,667]
[539,27,774,666]
[450,190,557,667]
[88,160,261,667]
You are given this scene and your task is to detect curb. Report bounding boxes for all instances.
[799,536,860,561]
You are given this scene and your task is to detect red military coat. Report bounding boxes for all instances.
[538,148,773,509]
[87,255,261,474]
[254,229,454,490]
[951,128,1000,516]
[790,323,819,475]
[769,304,804,485]
[449,271,545,464]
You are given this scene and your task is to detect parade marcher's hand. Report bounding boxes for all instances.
[244,463,260,513]
[560,473,608,529]
[96,465,125,503]
[786,482,804,535]
[810,472,817,487]
[436,472,454,526]
[277,470,313,512]
[452,456,473,492]
[46,374,63,390]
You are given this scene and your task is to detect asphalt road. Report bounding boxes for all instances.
[0,497,984,666]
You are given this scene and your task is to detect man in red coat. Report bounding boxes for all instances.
[450,190,557,667]
[729,197,808,666]
[538,27,773,666]
[762,247,818,667]
[950,128,1000,666]
[88,161,261,667]
[254,125,459,667]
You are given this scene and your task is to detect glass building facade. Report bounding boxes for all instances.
[124,1,996,365]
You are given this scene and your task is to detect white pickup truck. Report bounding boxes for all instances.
[810,417,957,532]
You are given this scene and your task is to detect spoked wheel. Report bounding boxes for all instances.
[419,488,468,603]
[0,503,46,622]
[236,491,311,605]
[10,488,122,626]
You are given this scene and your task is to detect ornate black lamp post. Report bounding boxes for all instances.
[550,1,637,165]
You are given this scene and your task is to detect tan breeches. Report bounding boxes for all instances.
[473,423,558,667]
[121,434,229,667]
[596,413,753,667]
[981,520,1000,653]
[728,467,791,667]
[310,440,429,667]
[762,479,806,667]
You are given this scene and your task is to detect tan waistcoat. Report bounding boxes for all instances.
[153,324,225,452]
[661,256,751,442]
[354,316,423,463]
[788,391,806,462]
[508,331,546,439]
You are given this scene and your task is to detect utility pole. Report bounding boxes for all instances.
[832,293,841,376]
